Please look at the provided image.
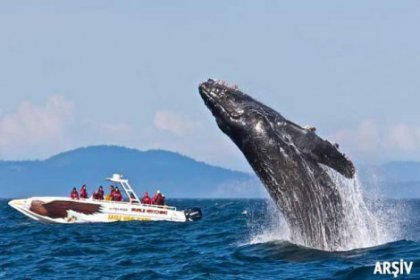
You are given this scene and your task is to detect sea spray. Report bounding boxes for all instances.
[327,168,411,250]
[361,171,408,242]
[246,200,291,245]
[326,169,385,250]
[247,169,403,251]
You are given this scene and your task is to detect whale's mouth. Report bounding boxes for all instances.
[198,81,221,114]
[199,79,244,121]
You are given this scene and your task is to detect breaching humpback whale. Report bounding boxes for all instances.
[199,79,357,250]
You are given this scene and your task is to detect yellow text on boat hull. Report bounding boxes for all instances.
[107,214,152,221]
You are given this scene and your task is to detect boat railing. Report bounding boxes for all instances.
[88,198,177,211]
[141,203,177,211]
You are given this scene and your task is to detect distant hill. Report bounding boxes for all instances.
[1,146,419,199]
[0,146,263,199]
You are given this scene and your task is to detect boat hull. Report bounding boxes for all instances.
[8,197,199,223]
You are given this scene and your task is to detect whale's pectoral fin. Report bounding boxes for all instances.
[311,139,355,179]
[281,125,355,179]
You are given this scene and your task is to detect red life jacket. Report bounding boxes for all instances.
[71,190,79,200]
[113,191,122,201]
[153,194,163,205]
[142,196,151,204]
[80,188,88,199]
[152,193,160,204]
[97,189,104,200]
[157,195,164,205]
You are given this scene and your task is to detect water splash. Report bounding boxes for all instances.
[246,169,406,251]
[360,170,409,242]
[247,200,290,245]
[326,170,387,250]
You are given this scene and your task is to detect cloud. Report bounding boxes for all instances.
[330,120,379,153]
[386,124,420,152]
[153,110,201,136]
[0,98,249,172]
[148,109,251,171]
[329,120,420,162]
[0,96,74,159]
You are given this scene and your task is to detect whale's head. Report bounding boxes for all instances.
[199,79,355,179]
[199,79,260,139]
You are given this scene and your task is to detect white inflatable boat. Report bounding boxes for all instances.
[8,174,202,223]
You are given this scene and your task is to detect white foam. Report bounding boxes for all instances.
[327,170,387,250]
[245,169,405,251]
[246,200,291,245]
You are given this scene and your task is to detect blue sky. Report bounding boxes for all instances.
[0,1,419,171]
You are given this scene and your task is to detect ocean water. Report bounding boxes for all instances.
[1,198,420,280]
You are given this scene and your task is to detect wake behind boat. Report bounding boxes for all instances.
[8,174,202,223]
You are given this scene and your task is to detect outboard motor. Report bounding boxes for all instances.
[184,207,202,221]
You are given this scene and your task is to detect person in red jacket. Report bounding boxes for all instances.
[141,192,151,204]
[80,184,88,199]
[152,190,161,204]
[113,187,123,202]
[109,185,115,196]
[70,187,79,200]
[154,194,164,206]
[96,186,104,200]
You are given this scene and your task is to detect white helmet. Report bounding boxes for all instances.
[157,190,161,194]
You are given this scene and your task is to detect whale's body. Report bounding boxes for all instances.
[199,79,357,250]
